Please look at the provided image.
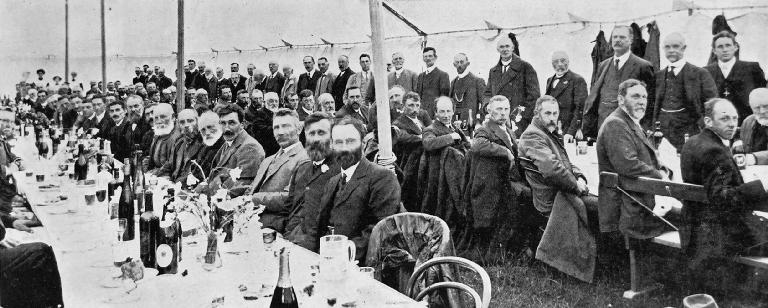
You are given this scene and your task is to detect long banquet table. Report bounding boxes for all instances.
[10,137,424,308]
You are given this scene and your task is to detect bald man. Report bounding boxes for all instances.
[651,33,717,151]
[450,52,486,133]
[388,52,418,93]
[156,109,205,182]
[739,88,768,165]
[546,51,588,143]
[484,36,540,135]
[146,103,182,173]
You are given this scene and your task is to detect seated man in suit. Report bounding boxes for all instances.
[393,92,432,210]
[1,214,64,308]
[206,105,265,197]
[249,109,309,231]
[597,79,672,240]
[248,92,281,156]
[106,100,133,162]
[156,109,205,183]
[335,86,369,127]
[738,88,768,165]
[146,103,182,174]
[680,98,768,296]
[284,113,341,251]
[317,117,400,264]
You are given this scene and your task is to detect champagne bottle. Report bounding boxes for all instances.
[270,247,299,308]
[574,120,584,142]
[132,149,145,212]
[140,190,159,268]
[119,158,136,241]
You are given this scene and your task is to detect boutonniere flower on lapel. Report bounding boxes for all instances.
[563,80,569,85]
[321,164,329,173]
[228,167,243,181]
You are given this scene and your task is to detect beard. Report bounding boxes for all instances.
[306,140,332,162]
[334,146,362,169]
[154,122,174,136]
[202,129,222,146]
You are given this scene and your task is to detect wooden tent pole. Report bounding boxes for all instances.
[368,0,394,161]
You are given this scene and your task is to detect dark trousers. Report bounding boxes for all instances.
[659,110,699,151]
[0,242,64,308]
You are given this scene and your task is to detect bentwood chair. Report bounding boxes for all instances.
[407,256,492,308]
[414,282,483,308]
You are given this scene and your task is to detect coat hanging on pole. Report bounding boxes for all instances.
[590,30,613,84]
[630,22,647,58]
[644,21,661,71]
[508,32,520,56]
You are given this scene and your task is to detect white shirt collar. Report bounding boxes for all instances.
[456,69,469,79]
[721,138,730,147]
[302,107,313,115]
[408,115,423,127]
[313,159,325,166]
[225,140,234,147]
[341,162,360,182]
[96,112,105,122]
[667,58,686,75]
[718,58,736,76]
[614,52,631,69]
[500,59,512,67]
[394,68,404,76]
[280,141,301,154]
[425,65,436,74]
[306,69,315,76]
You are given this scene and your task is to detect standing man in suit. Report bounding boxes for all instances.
[739,88,768,165]
[546,51,588,143]
[297,56,321,96]
[651,33,718,151]
[185,59,199,89]
[583,26,655,138]
[704,31,766,125]
[246,65,265,95]
[284,113,341,251]
[345,54,374,107]
[335,86,369,127]
[229,63,246,103]
[133,67,147,85]
[597,79,670,240]
[332,55,355,110]
[317,117,401,263]
[263,60,285,94]
[388,52,418,93]
[248,92,282,157]
[280,65,297,104]
[416,47,451,118]
[484,37,541,135]
[249,109,310,231]
[208,105,265,196]
[202,67,218,102]
[450,52,486,129]
[680,98,768,295]
[314,57,336,100]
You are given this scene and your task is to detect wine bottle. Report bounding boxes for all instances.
[156,188,182,275]
[652,121,664,148]
[119,158,136,241]
[132,149,145,212]
[270,247,299,308]
[107,168,121,205]
[140,190,159,268]
[74,144,88,181]
[574,120,584,143]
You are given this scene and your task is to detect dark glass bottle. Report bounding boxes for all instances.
[140,190,159,268]
[156,188,182,275]
[733,137,747,170]
[74,144,88,181]
[107,168,121,216]
[652,121,664,148]
[118,158,136,241]
[132,149,145,212]
[270,247,299,308]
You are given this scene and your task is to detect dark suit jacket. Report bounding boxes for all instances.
[157,75,174,90]
[422,120,470,153]
[284,160,341,251]
[652,62,718,125]
[388,69,418,93]
[416,67,451,117]
[596,108,665,239]
[251,144,310,231]
[133,75,147,85]
[741,114,768,164]
[450,72,486,122]
[484,56,541,134]
[704,60,766,124]
[211,129,266,192]
[147,127,182,172]
[366,105,430,133]
[393,114,431,210]
[545,70,588,135]
[297,70,321,95]
[108,118,133,162]
[680,128,768,267]
[229,77,246,102]
[583,54,655,138]
[205,76,219,100]
[331,68,354,110]
[263,72,286,94]
[247,108,280,157]
[519,118,584,213]
[336,104,370,127]
[317,158,401,263]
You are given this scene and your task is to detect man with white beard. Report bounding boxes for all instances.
[156,109,206,182]
[145,103,181,174]
[195,111,225,179]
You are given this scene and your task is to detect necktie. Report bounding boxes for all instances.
[341,173,347,186]
[551,76,560,89]
[669,65,676,76]
[615,59,621,71]
[502,65,509,74]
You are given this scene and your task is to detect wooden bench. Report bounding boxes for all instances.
[599,172,768,299]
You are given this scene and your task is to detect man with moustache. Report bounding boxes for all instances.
[485,36,541,135]
[314,57,336,100]
[705,31,766,125]
[235,89,250,110]
[229,63,246,103]
[248,109,310,231]
[388,52,418,93]
[651,33,718,151]
[263,60,285,94]
[393,92,432,210]
[244,90,263,126]
[74,98,97,132]
[192,61,209,90]
[416,47,451,117]
[280,65,298,104]
[450,53,485,129]
[107,100,133,162]
[246,66,265,95]
[420,97,471,221]
[156,68,173,91]
[297,90,314,121]
[336,87,369,126]
[195,111,225,178]
[297,56,321,96]
[215,87,234,112]
[124,95,152,155]
[463,95,530,262]
[208,105,265,196]
[346,54,374,107]
[156,109,205,182]
[739,89,768,165]
[248,92,282,156]
[145,103,182,174]
[203,67,218,101]
[597,79,671,240]
[284,112,340,251]
[317,93,336,117]
[194,89,210,113]
[317,117,401,263]
[546,51,588,143]
[583,26,655,138]
[680,98,768,295]
[332,55,355,110]
[133,66,147,85]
